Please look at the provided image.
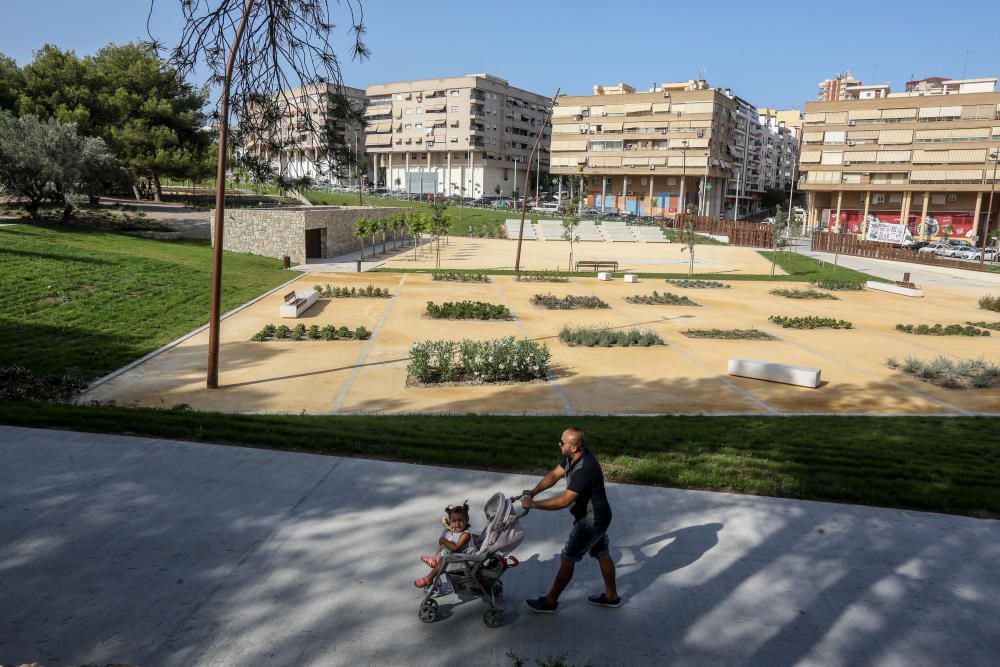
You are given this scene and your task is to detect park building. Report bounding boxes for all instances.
[245,82,369,186]
[363,74,552,198]
[798,76,1000,242]
[549,80,799,220]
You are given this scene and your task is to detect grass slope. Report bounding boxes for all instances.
[1,404,997,518]
[0,224,290,380]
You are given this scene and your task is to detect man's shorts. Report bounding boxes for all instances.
[561,520,610,562]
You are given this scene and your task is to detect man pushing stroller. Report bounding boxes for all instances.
[521,427,621,613]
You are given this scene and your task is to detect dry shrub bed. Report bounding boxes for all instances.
[665,279,730,289]
[530,293,609,310]
[516,271,569,283]
[251,323,370,341]
[408,337,550,384]
[0,365,86,402]
[980,294,1000,312]
[425,300,512,320]
[967,320,1000,331]
[811,278,866,291]
[314,283,390,298]
[682,328,777,340]
[625,291,700,306]
[558,325,665,347]
[768,315,853,329]
[895,323,991,337]
[769,288,839,300]
[888,356,1000,389]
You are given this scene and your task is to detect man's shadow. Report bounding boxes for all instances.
[615,523,724,602]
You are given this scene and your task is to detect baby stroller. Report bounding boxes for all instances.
[418,492,528,628]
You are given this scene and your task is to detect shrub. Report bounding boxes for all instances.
[517,271,570,283]
[625,291,700,306]
[888,355,1000,389]
[558,325,665,347]
[307,325,322,340]
[408,337,550,384]
[665,279,730,289]
[338,326,351,338]
[274,325,291,339]
[811,278,865,291]
[895,323,990,337]
[979,294,1000,312]
[314,283,390,298]
[431,271,489,282]
[354,326,371,340]
[251,323,368,342]
[291,323,307,340]
[967,321,1000,331]
[768,315,853,329]
[769,288,838,300]
[531,293,609,310]
[425,300,512,320]
[0,365,86,402]
[682,328,777,340]
[321,325,337,341]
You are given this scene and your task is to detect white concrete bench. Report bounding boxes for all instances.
[624,274,638,283]
[728,358,821,388]
[597,272,612,281]
[866,280,923,297]
[279,289,319,318]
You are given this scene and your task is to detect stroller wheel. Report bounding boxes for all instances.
[418,599,438,623]
[483,608,504,628]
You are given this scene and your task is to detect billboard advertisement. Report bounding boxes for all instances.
[864,220,908,243]
[824,210,976,239]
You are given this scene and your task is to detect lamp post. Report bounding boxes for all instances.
[981,150,999,269]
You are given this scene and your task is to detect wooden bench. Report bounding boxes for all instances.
[279,289,319,318]
[576,260,619,273]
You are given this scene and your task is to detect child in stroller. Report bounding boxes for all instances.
[414,501,476,588]
[416,492,528,628]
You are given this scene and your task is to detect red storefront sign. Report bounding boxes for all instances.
[825,210,976,238]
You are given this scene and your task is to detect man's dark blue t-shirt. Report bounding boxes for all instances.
[560,450,612,530]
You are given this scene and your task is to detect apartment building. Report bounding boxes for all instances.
[363,74,551,197]
[818,71,863,101]
[250,83,368,185]
[549,81,798,219]
[798,77,1000,241]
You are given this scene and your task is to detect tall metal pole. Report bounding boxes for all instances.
[981,151,998,269]
[515,89,559,276]
[737,110,751,220]
[786,151,798,248]
[207,0,255,389]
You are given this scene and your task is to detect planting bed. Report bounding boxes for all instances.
[888,356,1000,389]
[425,300,512,320]
[666,279,730,289]
[251,323,370,341]
[431,271,489,282]
[770,288,838,300]
[407,337,550,384]
[530,293,609,310]
[559,325,665,348]
[625,291,700,306]
[315,283,391,298]
[768,315,853,330]
[895,323,991,337]
[683,329,777,341]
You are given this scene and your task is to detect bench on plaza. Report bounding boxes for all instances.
[728,358,822,389]
[576,260,619,273]
[866,280,923,298]
[279,289,319,318]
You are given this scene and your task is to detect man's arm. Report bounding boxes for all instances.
[523,489,577,511]
[523,465,566,498]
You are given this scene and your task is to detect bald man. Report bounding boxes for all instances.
[521,427,620,613]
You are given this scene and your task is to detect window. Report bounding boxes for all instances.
[889,193,902,203]
[873,194,886,204]
[404,123,412,129]
[405,109,413,116]
[450,106,459,113]
[947,193,957,202]
[451,90,459,96]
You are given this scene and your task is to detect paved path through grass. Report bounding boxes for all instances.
[2,426,996,667]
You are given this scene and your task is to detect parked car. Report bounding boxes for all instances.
[580,208,602,217]
[532,202,562,214]
[964,248,998,262]
[939,239,975,257]
[917,243,946,255]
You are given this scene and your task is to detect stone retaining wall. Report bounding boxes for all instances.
[211,206,399,263]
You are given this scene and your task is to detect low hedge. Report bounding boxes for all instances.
[682,328,777,340]
[768,315,853,330]
[967,320,1000,331]
[314,283,391,298]
[625,291,700,306]
[769,288,839,300]
[425,300,512,320]
[558,325,665,347]
[665,279,730,289]
[530,293,609,310]
[895,323,990,337]
[251,323,370,341]
[888,356,1000,389]
[408,337,550,384]
[811,278,865,291]
[431,271,489,282]
[980,294,1000,312]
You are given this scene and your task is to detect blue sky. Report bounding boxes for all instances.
[3,0,999,110]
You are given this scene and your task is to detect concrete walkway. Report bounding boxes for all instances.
[1,426,997,667]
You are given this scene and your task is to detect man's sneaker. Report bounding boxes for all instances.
[525,597,558,614]
[587,593,622,608]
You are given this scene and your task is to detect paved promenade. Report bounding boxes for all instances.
[1,426,997,666]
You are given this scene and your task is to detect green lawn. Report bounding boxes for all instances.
[0,224,291,380]
[1,404,997,518]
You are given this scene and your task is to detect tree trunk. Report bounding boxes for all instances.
[152,174,163,203]
[61,203,73,224]
[382,230,387,255]
[26,199,42,223]
[132,183,143,201]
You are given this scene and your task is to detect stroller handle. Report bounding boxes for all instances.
[510,492,530,518]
